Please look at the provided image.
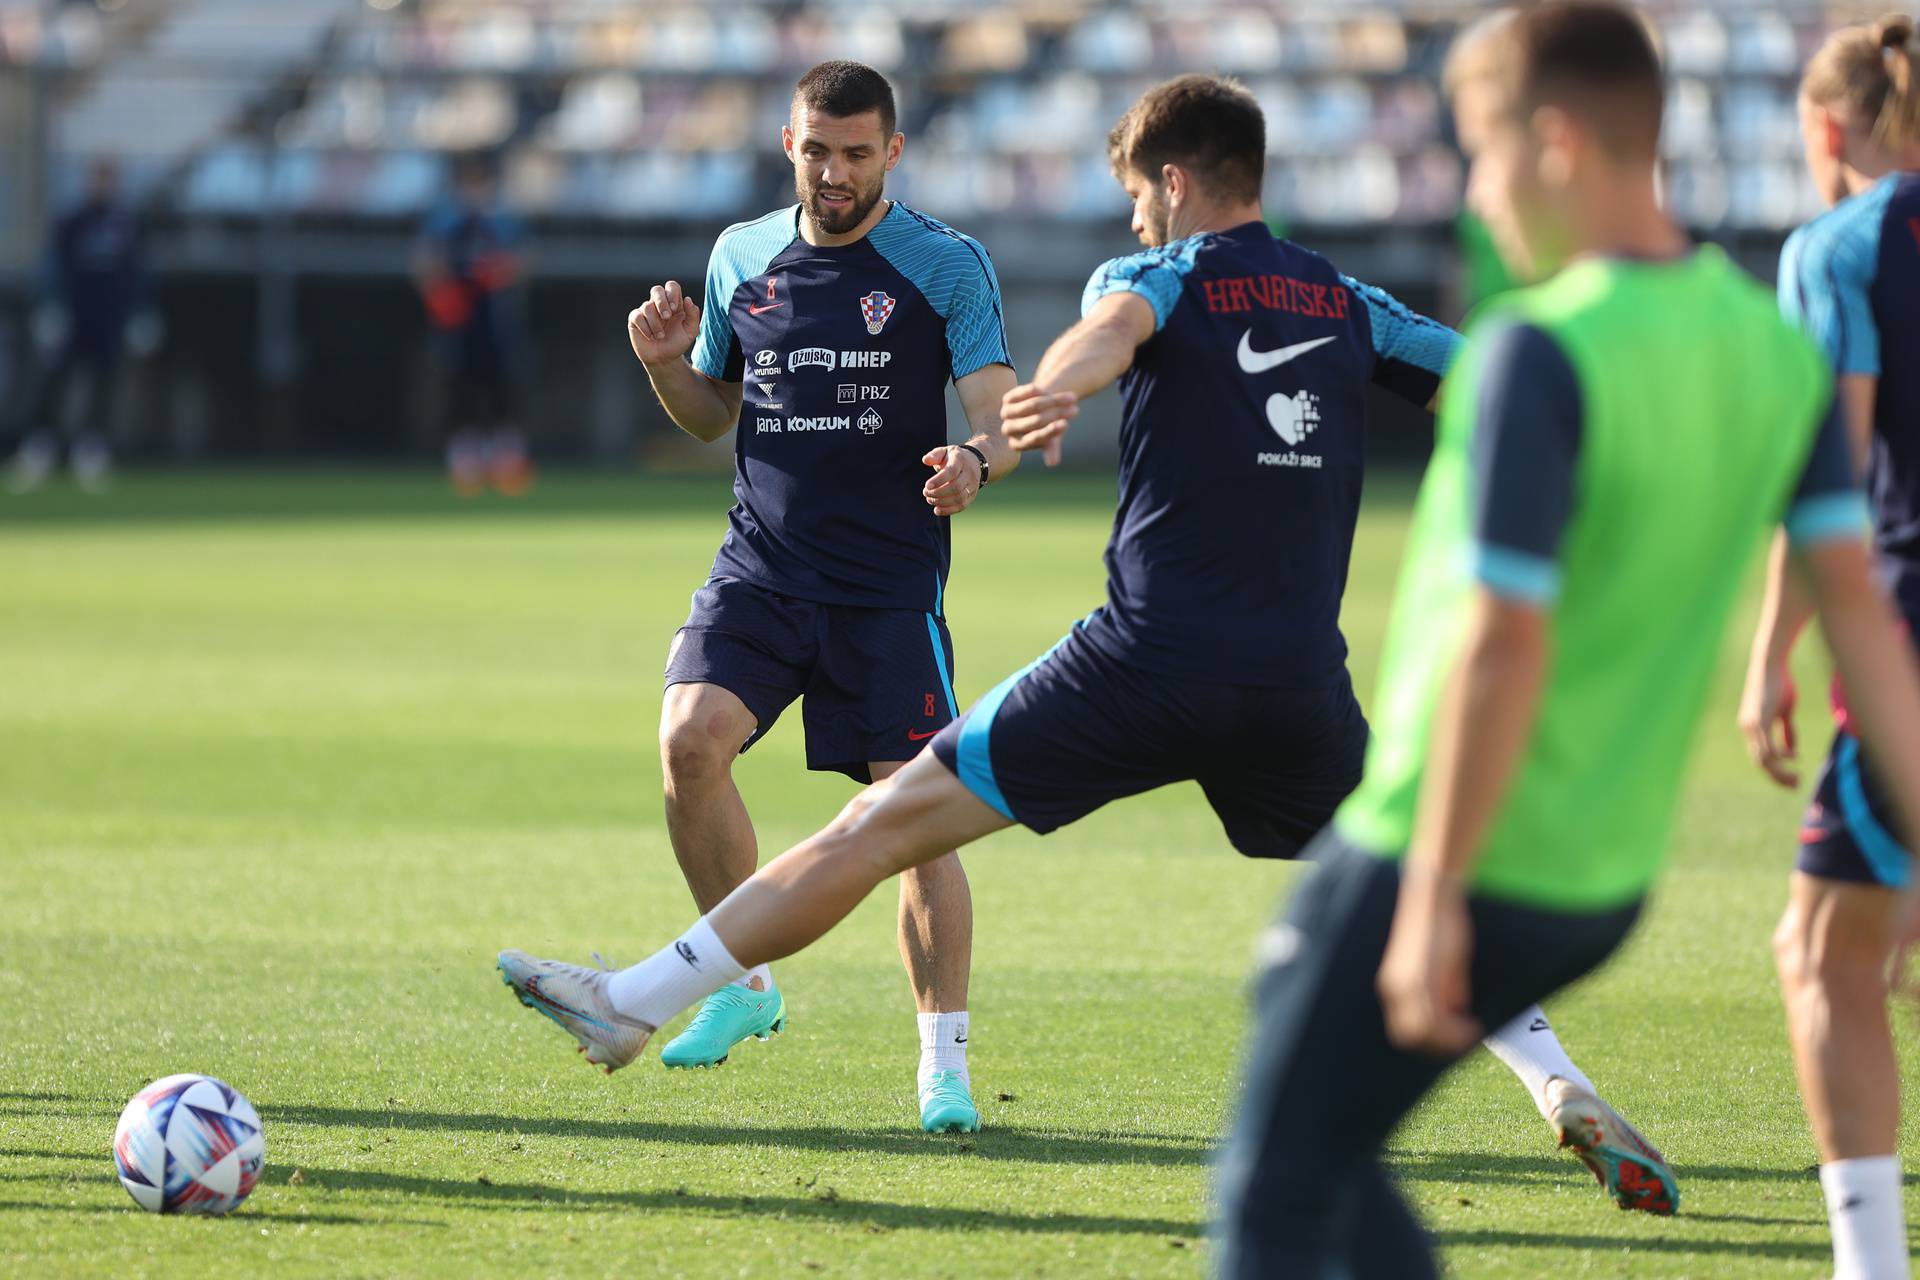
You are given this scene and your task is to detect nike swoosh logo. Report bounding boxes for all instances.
[1237,331,1336,374]
[954,1035,967,1044]
[747,302,786,315]
[907,729,939,741]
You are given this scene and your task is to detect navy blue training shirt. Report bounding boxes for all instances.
[1078,221,1459,686]
[1464,320,1862,607]
[1780,171,1920,623]
[691,203,1012,613]
[51,199,143,350]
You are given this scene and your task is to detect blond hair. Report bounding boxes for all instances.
[1803,14,1920,149]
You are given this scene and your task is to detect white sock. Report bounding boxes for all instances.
[1822,1156,1908,1280]
[734,964,773,992]
[605,918,746,1030]
[1482,1005,1597,1119]
[917,1011,969,1093]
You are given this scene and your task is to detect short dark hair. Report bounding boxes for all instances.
[793,60,897,138]
[1446,2,1664,159]
[1108,75,1265,204]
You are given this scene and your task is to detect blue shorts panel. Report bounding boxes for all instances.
[664,576,957,783]
[1798,731,1913,888]
[929,626,1367,858]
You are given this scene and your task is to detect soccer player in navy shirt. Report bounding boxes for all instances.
[498,76,1656,1180]
[607,62,1021,1133]
[1739,16,1920,1277]
[8,158,145,494]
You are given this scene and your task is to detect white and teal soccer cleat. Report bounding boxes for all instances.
[496,949,653,1074]
[659,982,786,1069]
[1545,1077,1679,1215]
[918,1070,980,1134]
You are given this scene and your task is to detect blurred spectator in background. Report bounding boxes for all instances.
[8,158,151,495]
[413,153,532,496]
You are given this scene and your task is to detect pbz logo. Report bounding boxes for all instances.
[858,409,883,435]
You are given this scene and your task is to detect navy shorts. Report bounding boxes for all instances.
[1798,730,1912,887]
[929,625,1367,859]
[664,575,958,783]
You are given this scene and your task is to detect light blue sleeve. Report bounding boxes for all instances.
[1340,273,1463,390]
[869,207,1013,380]
[690,209,796,383]
[689,243,740,382]
[1081,238,1204,332]
[1779,190,1888,378]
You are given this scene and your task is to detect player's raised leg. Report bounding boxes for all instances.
[654,680,789,1068]
[500,750,1011,1069]
[1482,1005,1677,1212]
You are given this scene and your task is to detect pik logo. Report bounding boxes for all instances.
[859,290,896,335]
[858,408,884,435]
[1268,390,1321,445]
[754,350,778,368]
[789,347,836,372]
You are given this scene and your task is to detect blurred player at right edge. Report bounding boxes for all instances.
[1739,15,1920,1279]
[1217,5,1920,1276]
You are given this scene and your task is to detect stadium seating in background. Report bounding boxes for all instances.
[0,1,1856,231]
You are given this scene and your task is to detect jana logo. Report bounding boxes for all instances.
[754,350,778,368]
[859,291,896,335]
[1268,391,1322,446]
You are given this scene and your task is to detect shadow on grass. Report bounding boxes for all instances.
[1435,1227,1836,1261]
[261,1102,1213,1169]
[290,1163,1203,1238]
[1388,1149,1918,1187]
[0,1196,445,1229]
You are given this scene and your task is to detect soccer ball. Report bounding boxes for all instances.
[112,1074,265,1214]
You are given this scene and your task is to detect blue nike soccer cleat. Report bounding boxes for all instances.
[919,1070,980,1134]
[659,982,786,1069]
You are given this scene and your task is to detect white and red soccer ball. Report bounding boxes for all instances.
[113,1074,264,1215]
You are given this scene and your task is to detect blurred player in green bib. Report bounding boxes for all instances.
[1215,5,1920,1276]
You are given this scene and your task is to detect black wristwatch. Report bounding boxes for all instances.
[956,443,990,487]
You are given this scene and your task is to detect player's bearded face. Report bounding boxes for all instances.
[1124,174,1172,247]
[789,109,895,236]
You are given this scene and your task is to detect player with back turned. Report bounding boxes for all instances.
[1739,15,1920,1278]
[496,76,1665,1205]
[605,61,1022,1134]
[1213,7,1920,1276]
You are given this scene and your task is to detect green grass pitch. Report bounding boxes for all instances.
[2,470,1915,1277]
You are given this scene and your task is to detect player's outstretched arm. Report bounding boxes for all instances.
[629,279,742,443]
[1000,292,1154,465]
[1378,588,1551,1057]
